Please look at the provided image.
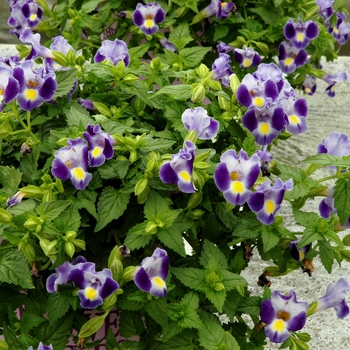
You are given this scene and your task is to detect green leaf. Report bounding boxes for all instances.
[95,187,130,232]
[97,159,130,180]
[144,191,170,219]
[81,0,104,13]
[221,270,247,291]
[305,154,350,167]
[205,288,226,313]
[106,328,122,350]
[3,323,26,350]
[158,225,186,257]
[319,239,334,273]
[277,163,306,182]
[47,293,71,325]
[333,178,350,225]
[249,7,280,25]
[78,312,107,339]
[298,226,322,248]
[171,267,207,291]
[119,310,145,338]
[155,329,195,349]
[237,296,262,315]
[0,166,22,196]
[198,316,239,350]
[0,249,33,289]
[124,221,152,250]
[292,208,320,227]
[180,47,211,69]
[145,298,168,326]
[200,239,229,270]
[53,207,81,232]
[172,0,199,12]
[53,69,77,98]
[66,105,94,130]
[215,203,238,231]
[168,23,194,51]
[214,26,229,42]
[151,84,192,101]
[261,225,280,252]
[36,200,71,221]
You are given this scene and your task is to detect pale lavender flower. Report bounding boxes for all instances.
[278,41,307,74]
[302,75,317,95]
[94,39,130,66]
[6,191,25,208]
[19,28,53,59]
[78,97,95,111]
[317,131,350,156]
[323,71,347,97]
[212,53,233,87]
[217,41,233,53]
[0,64,20,111]
[132,2,165,35]
[134,248,169,297]
[284,19,319,49]
[28,342,53,350]
[159,38,177,52]
[203,0,235,19]
[329,12,350,45]
[233,46,261,69]
[281,97,308,135]
[316,0,334,21]
[260,290,308,343]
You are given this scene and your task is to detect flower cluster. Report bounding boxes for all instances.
[51,124,115,190]
[238,63,309,145]
[46,256,119,308]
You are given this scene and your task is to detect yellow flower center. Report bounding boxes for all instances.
[91,147,103,158]
[297,32,304,42]
[153,276,166,288]
[72,167,85,180]
[145,19,154,28]
[0,89,4,95]
[179,171,191,182]
[285,57,294,66]
[243,58,251,68]
[288,115,300,124]
[305,87,311,94]
[265,200,275,214]
[30,14,37,21]
[221,2,227,7]
[85,287,98,300]
[259,122,270,135]
[333,27,339,34]
[25,89,38,101]
[253,96,265,108]
[272,319,286,332]
[232,181,244,193]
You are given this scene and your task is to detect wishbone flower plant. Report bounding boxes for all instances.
[0,0,350,349]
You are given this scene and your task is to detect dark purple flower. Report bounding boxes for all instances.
[19,28,53,59]
[51,138,92,190]
[323,71,347,97]
[284,19,319,49]
[159,141,196,193]
[329,12,350,45]
[212,53,233,87]
[217,41,233,53]
[316,0,334,21]
[78,97,96,111]
[203,0,234,19]
[159,38,177,52]
[242,105,287,146]
[260,290,308,343]
[83,124,116,167]
[214,149,260,206]
[281,98,308,135]
[234,46,261,69]
[134,248,169,297]
[289,238,311,262]
[0,65,20,111]
[248,179,293,225]
[181,107,219,141]
[94,39,130,67]
[13,60,57,111]
[6,191,25,208]
[319,195,335,219]
[316,278,350,319]
[132,2,165,35]
[256,146,274,176]
[302,75,317,95]
[278,41,307,74]
[317,131,350,156]
[28,342,53,350]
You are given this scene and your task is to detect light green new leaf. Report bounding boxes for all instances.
[180,47,212,69]
[151,84,192,101]
[200,239,228,270]
[54,207,81,232]
[144,190,170,219]
[124,221,152,250]
[0,166,22,196]
[221,270,247,291]
[53,69,77,98]
[66,105,94,130]
[204,288,226,313]
[95,187,130,232]
[261,225,280,252]
[292,208,321,227]
[36,200,71,221]
[168,23,194,51]
[334,178,350,225]
[0,249,33,289]
[171,267,207,291]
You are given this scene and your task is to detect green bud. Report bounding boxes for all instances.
[146,221,158,234]
[213,282,225,291]
[197,64,210,78]
[114,60,126,77]
[40,239,58,256]
[273,216,283,227]
[64,231,77,241]
[192,209,205,218]
[75,55,86,66]
[0,209,13,224]
[66,49,76,66]
[317,219,329,233]
[20,185,43,198]
[109,258,124,281]
[343,234,350,246]
[229,73,240,93]
[51,51,68,66]
[135,178,149,196]
[73,239,86,251]
[174,6,187,18]
[306,301,318,317]
[0,340,8,350]
[113,134,125,145]
[121,266,137,283]
[135,99,146,114]
[21,242,36,262]
[123,74,138,85]
[191,84,206,103]
[64,241,75,258]
[108,245,123,266]
[218,95,231,111]
[102,293,117,311]
[42,190,56,202]
[137,185,149,204]
[54,178,65,193]
[207,80,222,91]
[146,158,159,173]
[187,191,203,209]
[184,129,198,144]
[93,102,112,117]
[205,272,220,286]
[24,217,43,232]
[129,150,138,163]
[150,57,162,70]
[194,161,211,170]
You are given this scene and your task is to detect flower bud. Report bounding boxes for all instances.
[317,220,328,233]
[206,272,220,286]
[197,64,210,79]
[64,231,77,241]
[123,74,138,85]
[137,185,149,204]
[187,191,203,209]
[20,185,43,198]
[135,178,149,196]
[0,208,13,224]
[114,60,126,77]
[129,150,138,164]
[207,80,222,91]
[135,99,146,114]
[24,217,43,232]
[42,190,56,202]
[213,282,225,291]
[229,74,240,94]
[146,221,158,234]
[192,209,205,218]
[102,293,117,311]
[21,242,36,262]
[108,245,124,266]
[174,6,187,18]
[218,95,231,111]
[191,84,206,103]
[109,258,124,281]
[93,102,112,117]
[73,239,86,251]
[343,234,350,246]
[150,57,162,71]
[121,266,137,283]
[146,158,159,173]
[64,241,75,257]
[66,50,76,66]
[184,129,198,144]
[40,239,58,256]
[51,51,69,66]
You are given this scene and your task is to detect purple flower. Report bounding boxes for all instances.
[8,0,43,37]
[316,0,334,21]
[281,97,308,135]
[284,19,319,49]
[132,2,165,35]
[6,191,25,208]
[83,124,116,167]
[316,278,350,319]
[203,0,234,19]
[260,290,308,343]
[242,105,287,146]
[181,107,219,141]
[256,146,274,176]
[0,65,20,111]
[329,12,350,45]
[289,238,311,262]
[278,41,307,74]
[248,179,293,225]
[47,36,76,70]
[317,132,350,156]
[78,97,96,111]
[13,60,57,111]
[214,149,260,206]
[51,138,92,190]
[134,248,169,297]
[159,38,177,52]
[159,141,196,193]
[217,42,233,53]
[94,39,130,67]
[19,28,53,59]
[319,195,335,219]
[302,75,317,95]
[28,343,53,350]
[323,71,347,97]
[233,46,261,69]
[212,53,233,87]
